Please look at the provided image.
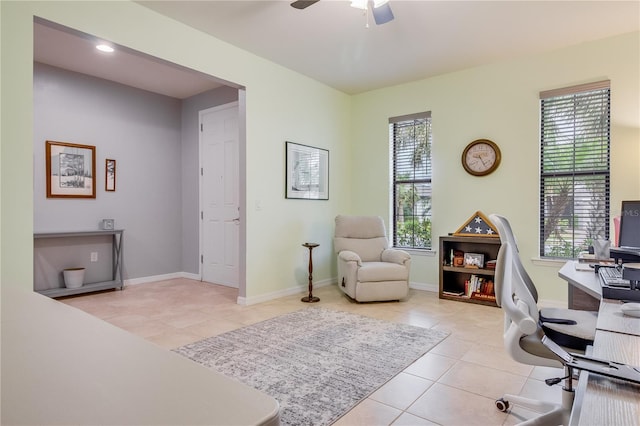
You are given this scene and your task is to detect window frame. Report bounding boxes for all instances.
[539,81,611,259]
[389,111,433,250]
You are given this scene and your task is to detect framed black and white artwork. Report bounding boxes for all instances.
[285,141,329,200]
[105,158,116,192]
[46,140,96,198]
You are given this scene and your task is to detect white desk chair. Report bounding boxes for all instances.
[489,214,596,351]
[494,242,575,425]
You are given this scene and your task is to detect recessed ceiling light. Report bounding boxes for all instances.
[96,44,114,53]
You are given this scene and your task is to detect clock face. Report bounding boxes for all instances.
[462,139,501,176]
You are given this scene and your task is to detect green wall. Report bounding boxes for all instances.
[2,1,638,305]
[351,31,640,302]
[1,1,351,301]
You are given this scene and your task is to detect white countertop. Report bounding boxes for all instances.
[558,260,602,300]
[1,287,279,425]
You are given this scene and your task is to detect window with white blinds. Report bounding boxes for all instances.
[539,81,610,258]
[390,112,432,249]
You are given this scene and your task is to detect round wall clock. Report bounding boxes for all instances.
[461,139,501,176]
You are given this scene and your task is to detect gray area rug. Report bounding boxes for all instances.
[174,307,449,426]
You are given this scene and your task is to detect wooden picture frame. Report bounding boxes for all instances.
[105,159,116,192]
[285,141,329,200]
[46,140,96,198]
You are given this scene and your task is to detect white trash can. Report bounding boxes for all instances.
[63,268,85,289]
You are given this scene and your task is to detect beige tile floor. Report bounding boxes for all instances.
[61,279,565,426]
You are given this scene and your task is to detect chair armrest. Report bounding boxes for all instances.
[381,248,411,265]
[338,250,362,266]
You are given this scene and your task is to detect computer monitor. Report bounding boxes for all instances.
[618,200,640,249]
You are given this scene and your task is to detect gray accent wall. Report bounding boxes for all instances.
[34,63,234,281]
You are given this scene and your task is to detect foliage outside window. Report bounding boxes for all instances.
[390,112,432,249]
[539,81,610,258]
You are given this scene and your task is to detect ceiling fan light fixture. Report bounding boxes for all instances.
[290,0,320,9]
[372,2,394,25]
[350,0,368,10]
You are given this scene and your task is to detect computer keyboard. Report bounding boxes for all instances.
[598,267,631,288]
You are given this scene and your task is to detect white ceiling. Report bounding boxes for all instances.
[35,1,640,97]
[34,20,228,99]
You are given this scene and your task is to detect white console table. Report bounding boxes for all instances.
[34,229,124,297]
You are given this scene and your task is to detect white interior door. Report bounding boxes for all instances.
[200,102,239,288]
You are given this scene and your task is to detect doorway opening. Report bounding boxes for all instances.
[33,17,247,301]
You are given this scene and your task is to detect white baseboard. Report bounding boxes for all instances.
[124,271,200,286]
[410,281,438,293]
[125,274,438,305]
[237,278,437,305]
[181,272,201,281]
[237,278,335,306]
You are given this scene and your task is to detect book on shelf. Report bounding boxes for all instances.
[464,274,495,299]
[442,290,465,297]
[470,292,496,301]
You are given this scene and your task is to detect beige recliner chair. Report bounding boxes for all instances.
[334,215,411,302]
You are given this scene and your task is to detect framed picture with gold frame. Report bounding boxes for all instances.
[46,140,96,198]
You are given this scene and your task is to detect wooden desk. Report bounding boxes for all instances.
[560,261,640,426]
[596,298,640,336]
[558,261,602,300]
[558,261,601,311]
[559,261,640,335]
[569,331,640,426]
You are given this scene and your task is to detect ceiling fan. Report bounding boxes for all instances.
[291,0,394,26]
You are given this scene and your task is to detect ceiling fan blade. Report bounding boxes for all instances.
[291,0,320,9]
[372,2,394,25]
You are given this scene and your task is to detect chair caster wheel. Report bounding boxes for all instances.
[495,398,509,412]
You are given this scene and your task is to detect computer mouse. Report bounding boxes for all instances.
[620,302,640,318]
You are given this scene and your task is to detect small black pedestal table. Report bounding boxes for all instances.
[301,242,320,303]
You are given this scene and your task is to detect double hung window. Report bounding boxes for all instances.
[539,81,610,258]
[390,112,432,249]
